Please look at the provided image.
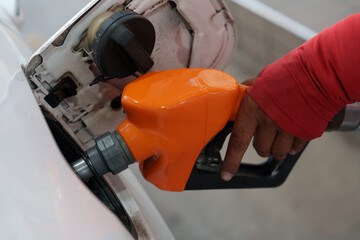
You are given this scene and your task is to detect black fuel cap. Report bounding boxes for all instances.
[91,10,155,85]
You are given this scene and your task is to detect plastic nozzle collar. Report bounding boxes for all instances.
[72,131,134,181]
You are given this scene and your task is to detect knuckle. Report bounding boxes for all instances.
[262,117,275,127]
[244,95,259,113]
[291,144,302,151]
[272,151,287,160]
[253,142,271,157]
[292,141,306,151]
[257,150,271,157]
[255,148,271,157]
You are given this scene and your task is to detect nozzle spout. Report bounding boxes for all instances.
[72,131,135,181]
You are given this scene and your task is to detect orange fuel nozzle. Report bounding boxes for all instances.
[118,68,247,191]
[73,68,301,190]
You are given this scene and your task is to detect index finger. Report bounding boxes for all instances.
[221,96,258,181]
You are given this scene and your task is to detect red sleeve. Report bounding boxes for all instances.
[247,14,360,141]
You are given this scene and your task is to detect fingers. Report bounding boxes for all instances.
[252,119,278,157]
[253,121,295,160]
[271,130,294,160]
[222,95,258,181]
[290,138,308,155]
[221,92,308,182]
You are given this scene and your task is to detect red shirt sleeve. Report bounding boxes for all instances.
[247,14,360,141]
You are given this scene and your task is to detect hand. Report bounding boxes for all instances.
[221,78,308,181]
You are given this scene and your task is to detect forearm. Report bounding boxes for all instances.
[248,14,360,140]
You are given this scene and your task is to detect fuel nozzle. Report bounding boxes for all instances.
[72,69,304,192]
[72,131,134,181]
[74,69,247,191]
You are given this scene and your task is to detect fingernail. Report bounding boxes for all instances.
[221,171,233,181]
[289,149,297,155]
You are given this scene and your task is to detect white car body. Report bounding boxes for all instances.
[0,0,237,239]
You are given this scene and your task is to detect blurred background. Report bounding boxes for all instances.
[21,0,360,239]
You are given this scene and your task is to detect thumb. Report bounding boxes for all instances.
[241,77,257,86]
